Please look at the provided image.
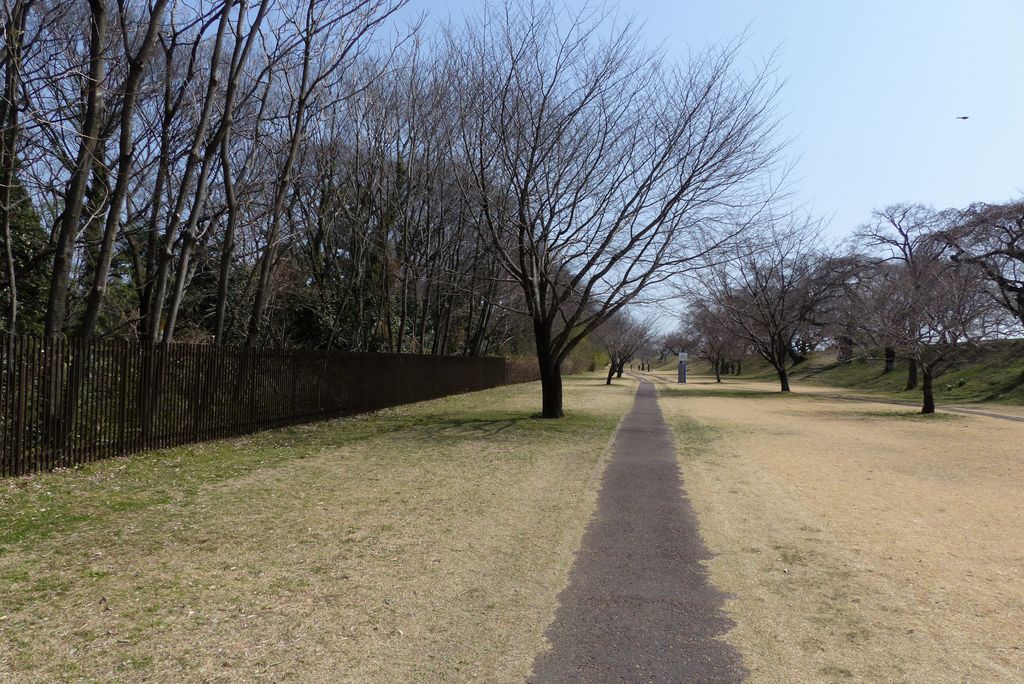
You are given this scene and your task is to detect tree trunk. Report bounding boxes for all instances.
[883,346,896,373]
[905,358,918,391]
[0,0,28,334]
[776,363,790,392]
[213,0,272,343]
[161,231,197,342]
[539,361,563,418]
[44,0,107,338]
[605,359,615,385]
[247,244,278,346]
[150,0,247,342]
[616,361,624,379]
[138,106,171,340]
[921,364,935,414]
[79,0,168,339]
[214,141,237,345]
[534,321,564,418]
[714,360,721,383]
[1,200,14,332]
[248,2,316,346]
[837,335,853,362]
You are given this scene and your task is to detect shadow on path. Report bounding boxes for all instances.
[529,379,746,683]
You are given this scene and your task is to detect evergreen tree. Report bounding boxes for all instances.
[1,173,50,335]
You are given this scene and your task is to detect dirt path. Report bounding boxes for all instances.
[529,379,745,683]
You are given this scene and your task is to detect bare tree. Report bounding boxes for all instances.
[0,0,33,334]
[596,311,656,384]
[281,36,522,354]
[941,199,1024,332]
[77,0,170,339]
[851,204,994,413]
[686,303,743,382]
[656,329,692,362]
[5,0,792,382]
[449,1,783,417]
[854,205,942,385]
[700,216,849,392]
[245,0,407,346]
[43,0,107,339]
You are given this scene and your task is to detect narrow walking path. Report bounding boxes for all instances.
[529,379,745,683]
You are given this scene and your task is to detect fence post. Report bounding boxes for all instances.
[317,352,324,415]
[247,348,256,431]
[118,342,129,455]
[13,336,27,475]
[291,354,298,421]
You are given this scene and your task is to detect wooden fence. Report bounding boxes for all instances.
[0,335,508,477]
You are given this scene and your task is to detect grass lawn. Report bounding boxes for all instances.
[719,340,1024,407]
[657,375,1024,682]
[0,374,637,683]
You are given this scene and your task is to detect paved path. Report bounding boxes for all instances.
[529,379,745,683]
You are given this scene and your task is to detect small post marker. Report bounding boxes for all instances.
[677,352,688,384]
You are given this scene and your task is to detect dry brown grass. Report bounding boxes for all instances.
[0,374,637,683]
[655,373,1024,683]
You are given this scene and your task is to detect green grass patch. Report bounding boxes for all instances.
[0,391,617,553]
[0,428,324,551]
[0,374,638,683]
[719,339,1024,406]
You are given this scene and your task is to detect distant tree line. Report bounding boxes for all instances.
[0,0,786,417]
[7,0,1021,417]
[667,200,1024,413]
[0,0,531,356]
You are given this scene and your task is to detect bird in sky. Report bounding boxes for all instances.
[956,116,970,120]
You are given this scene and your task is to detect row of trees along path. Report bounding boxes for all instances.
[0,0,784,419]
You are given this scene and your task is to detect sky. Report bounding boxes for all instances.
[399,0,1024,240]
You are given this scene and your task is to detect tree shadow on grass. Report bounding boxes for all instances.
[407,415,539,441]
[405,407,613,444]
[819,408,961,422]
[661,388,792,399]
[795,361,846,379]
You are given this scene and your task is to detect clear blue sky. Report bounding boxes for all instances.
[400,0,1024,239]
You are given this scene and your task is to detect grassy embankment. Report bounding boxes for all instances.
[656,379,1024,682]
[0,374,636,683]
[671,339,1024,406]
